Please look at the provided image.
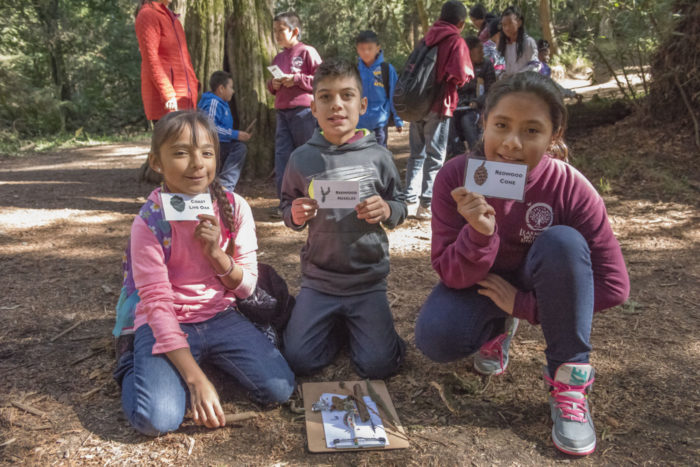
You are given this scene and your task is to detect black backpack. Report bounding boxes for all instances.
[393,39,442,122]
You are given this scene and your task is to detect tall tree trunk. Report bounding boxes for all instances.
[184,0,233,92]
[415,0,429,37]
[33,0,70,130]
[539,0,558,55]
[226,0,277,178]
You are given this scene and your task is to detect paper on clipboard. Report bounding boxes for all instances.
[319,393,388,449]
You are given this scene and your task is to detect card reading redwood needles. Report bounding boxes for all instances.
[464,158,528,201]
[308,179,361,209]
[160,192,215,221]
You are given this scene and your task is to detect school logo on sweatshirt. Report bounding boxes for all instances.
[291,56,304,72]
[525,203,553,231]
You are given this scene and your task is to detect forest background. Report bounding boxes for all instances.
[1,0,696,174]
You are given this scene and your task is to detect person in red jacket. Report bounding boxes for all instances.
[135,0,199,122]
[404,1,474,221]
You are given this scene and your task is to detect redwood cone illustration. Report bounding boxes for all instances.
[474,160,488,186]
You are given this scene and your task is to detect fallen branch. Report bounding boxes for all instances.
[71,350,99,366]
[50,321,83,342]
[11,401,46,418]
[674,74,700,150]
[224,411,258,424]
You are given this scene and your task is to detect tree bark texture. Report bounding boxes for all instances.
[226,0,277,178]
[184,0,233,93]
[539,0,558,55]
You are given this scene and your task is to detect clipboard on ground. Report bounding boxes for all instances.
[302,380,409,452]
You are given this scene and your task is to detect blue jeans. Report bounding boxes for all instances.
[218,141,247,192]
[405,112,450,207]
[117,309,295,436]
[415,226,594,377]
[283,288,406,379]
[274,107,316,197]
[372,125,388,147]
[455,109,481,151]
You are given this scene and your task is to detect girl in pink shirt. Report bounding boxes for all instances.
[414,72,629,456]
[116,111,294,436]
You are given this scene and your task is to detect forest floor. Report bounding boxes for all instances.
[1,114,698,466]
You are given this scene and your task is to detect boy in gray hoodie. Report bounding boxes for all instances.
[280,58,407,379]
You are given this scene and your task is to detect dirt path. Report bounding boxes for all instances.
[1,123,698,465]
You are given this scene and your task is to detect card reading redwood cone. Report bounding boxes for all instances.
[160,192,215,221]
[464,158,528,201]
[308,179,361,209]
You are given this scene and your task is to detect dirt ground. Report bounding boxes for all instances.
[1,117,698,466]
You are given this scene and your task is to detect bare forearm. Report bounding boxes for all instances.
[206,248,244,290]
[166,347,206,385]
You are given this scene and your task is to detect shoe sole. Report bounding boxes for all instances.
[473,359,508,376]
[552,430,596,456]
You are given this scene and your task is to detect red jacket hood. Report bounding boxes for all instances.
[425,20,463,46]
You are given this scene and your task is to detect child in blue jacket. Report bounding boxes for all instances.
[198,71,252,192]
[355,30,403,147]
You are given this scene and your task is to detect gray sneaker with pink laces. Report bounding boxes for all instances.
[544,363,597,456]
[473,317,519,376]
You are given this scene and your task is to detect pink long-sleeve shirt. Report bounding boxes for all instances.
[266,42,322,109]
[431,154,630,324]
[131,189,258,354]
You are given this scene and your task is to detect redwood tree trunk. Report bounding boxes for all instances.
[539,0,558,55]
[184,0,233,92]
[226,0,277,178]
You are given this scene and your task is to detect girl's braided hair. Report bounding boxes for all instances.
[149,111,237,234]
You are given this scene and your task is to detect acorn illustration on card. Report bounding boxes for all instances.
[474,160,488,186]
[170,195,186,212]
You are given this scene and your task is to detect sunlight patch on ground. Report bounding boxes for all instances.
[72,144,149,157]
[83,196,143,205]
[0,208,124,232]
[0,181,83,186]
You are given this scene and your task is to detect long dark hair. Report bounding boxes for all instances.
[498,6,526,60]
[479,72,569,161]
[149,111,236,233]
[134,0,156,19]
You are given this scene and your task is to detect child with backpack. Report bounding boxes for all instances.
[113,111,294,436]
[280,58,407,379]
[355,30,404,147]
[414,72,630,456]
[400,0,473,220]
[198,71,252,192]
[267,11,322,199]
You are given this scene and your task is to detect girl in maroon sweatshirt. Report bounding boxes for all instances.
[415,72,629,456]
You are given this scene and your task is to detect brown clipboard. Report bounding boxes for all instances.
[302,380,410,453]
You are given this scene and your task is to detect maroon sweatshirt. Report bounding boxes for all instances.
[424,21,474,117]
[266,42,322,109]
[431,154,630,324]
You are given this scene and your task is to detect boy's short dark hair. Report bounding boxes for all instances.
[537,39,550,51]
[355,30,379,45]
[469,4,486,19]
[312,58,363,95]
[439,0,468,25]
[465,35,481,50]
[209,71,232,93]
[486,18,501,37]
[274,11,302,37]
